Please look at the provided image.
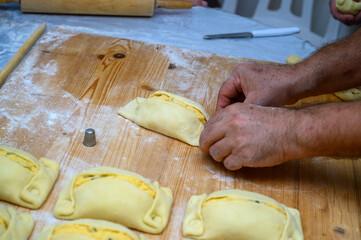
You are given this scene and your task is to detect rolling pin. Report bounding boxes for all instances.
[0,0,192,16]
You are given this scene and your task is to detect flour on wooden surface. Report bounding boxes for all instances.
[38,30,76,50]
[203,164,234,182]
[0,31,87,155]
[39,59,58,76]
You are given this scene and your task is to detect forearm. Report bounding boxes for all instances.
[287,101,361,160]
[288,28,361,101]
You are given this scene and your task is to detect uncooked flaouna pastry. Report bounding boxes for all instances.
[0,204,34,240]
[0,145,60,209]
[336,0,361,15]
[183,190,303,240]
[118,91,209,146]
[36,219,148,240]
[54,167,173,234]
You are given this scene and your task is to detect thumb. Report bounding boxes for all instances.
[244,94,262,105]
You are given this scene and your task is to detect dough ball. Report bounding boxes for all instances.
[336,0,361,15]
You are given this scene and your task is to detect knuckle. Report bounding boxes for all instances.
[209,145,221,162]
[240,148,254,160]
[224,158,242,171]
[228,119,239,129]
[234,136,245,145]
[228,115,245,128]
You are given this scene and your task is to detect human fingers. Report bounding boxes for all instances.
[354,11,361,24]
[333,11,355,25]
[329,0,337,14]
[223,154,243,171]
[244,92,263,105]
[217,92,245,111]
[329,0,356,25]
[209,139,233,163]
[199,120,226,154]
[340,14,356,25]
[204,107,228,129]
[216,66,247,110]
[216,78,243,110]
[191,0,203,6]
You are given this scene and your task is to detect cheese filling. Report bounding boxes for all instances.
[203,196,286,217]
[52,223,134,240]
[151,93,207,125]
[73,174,156,198]
[0,149,38,172]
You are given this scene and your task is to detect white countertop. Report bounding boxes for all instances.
[0,5,316,74]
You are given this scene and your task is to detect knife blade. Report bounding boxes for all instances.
[203,27,300,39]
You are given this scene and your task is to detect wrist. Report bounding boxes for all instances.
[283,60,325,104]
[276,64,312,105]
[272,108,305,163]
[281,108,320,161]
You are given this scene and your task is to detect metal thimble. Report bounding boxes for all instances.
[83,128,96,147]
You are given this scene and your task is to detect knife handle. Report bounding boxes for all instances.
[252,27,300,37]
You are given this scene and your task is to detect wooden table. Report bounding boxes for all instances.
[0,29,360,240]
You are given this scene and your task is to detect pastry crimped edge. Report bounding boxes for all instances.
[151,91,210,120]
[0,204,34,240]
[35,218,148,240]
[183,189,303,240]
[53,167,173,234]
[118,91,209,146]
[0,145,60,209]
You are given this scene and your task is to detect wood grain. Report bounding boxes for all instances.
[0,29,360,240]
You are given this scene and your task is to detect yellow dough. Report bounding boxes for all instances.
[0,145,60,209]
[0,204,34,240]
[36,219,148,240]
[183,190,303,240]
[336,0,361,15]
[334,87,361,101]
[54,167,173,234]
[286,55,303,65]
[118,91,209,146]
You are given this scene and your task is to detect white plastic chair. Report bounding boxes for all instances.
[222,0,238,13]
[252,0,341,46]
[222,0,343,47]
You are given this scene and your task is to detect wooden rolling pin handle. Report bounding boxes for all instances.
[0,23,46,88]
[157,0,192,9]
[0,0,20,3]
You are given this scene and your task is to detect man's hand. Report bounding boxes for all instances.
[191,0,208,6]
[217,63,299,111]
[330,0,361,25]
[200,103,297,170]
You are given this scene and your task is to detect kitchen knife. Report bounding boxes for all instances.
[203,27,300,39]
